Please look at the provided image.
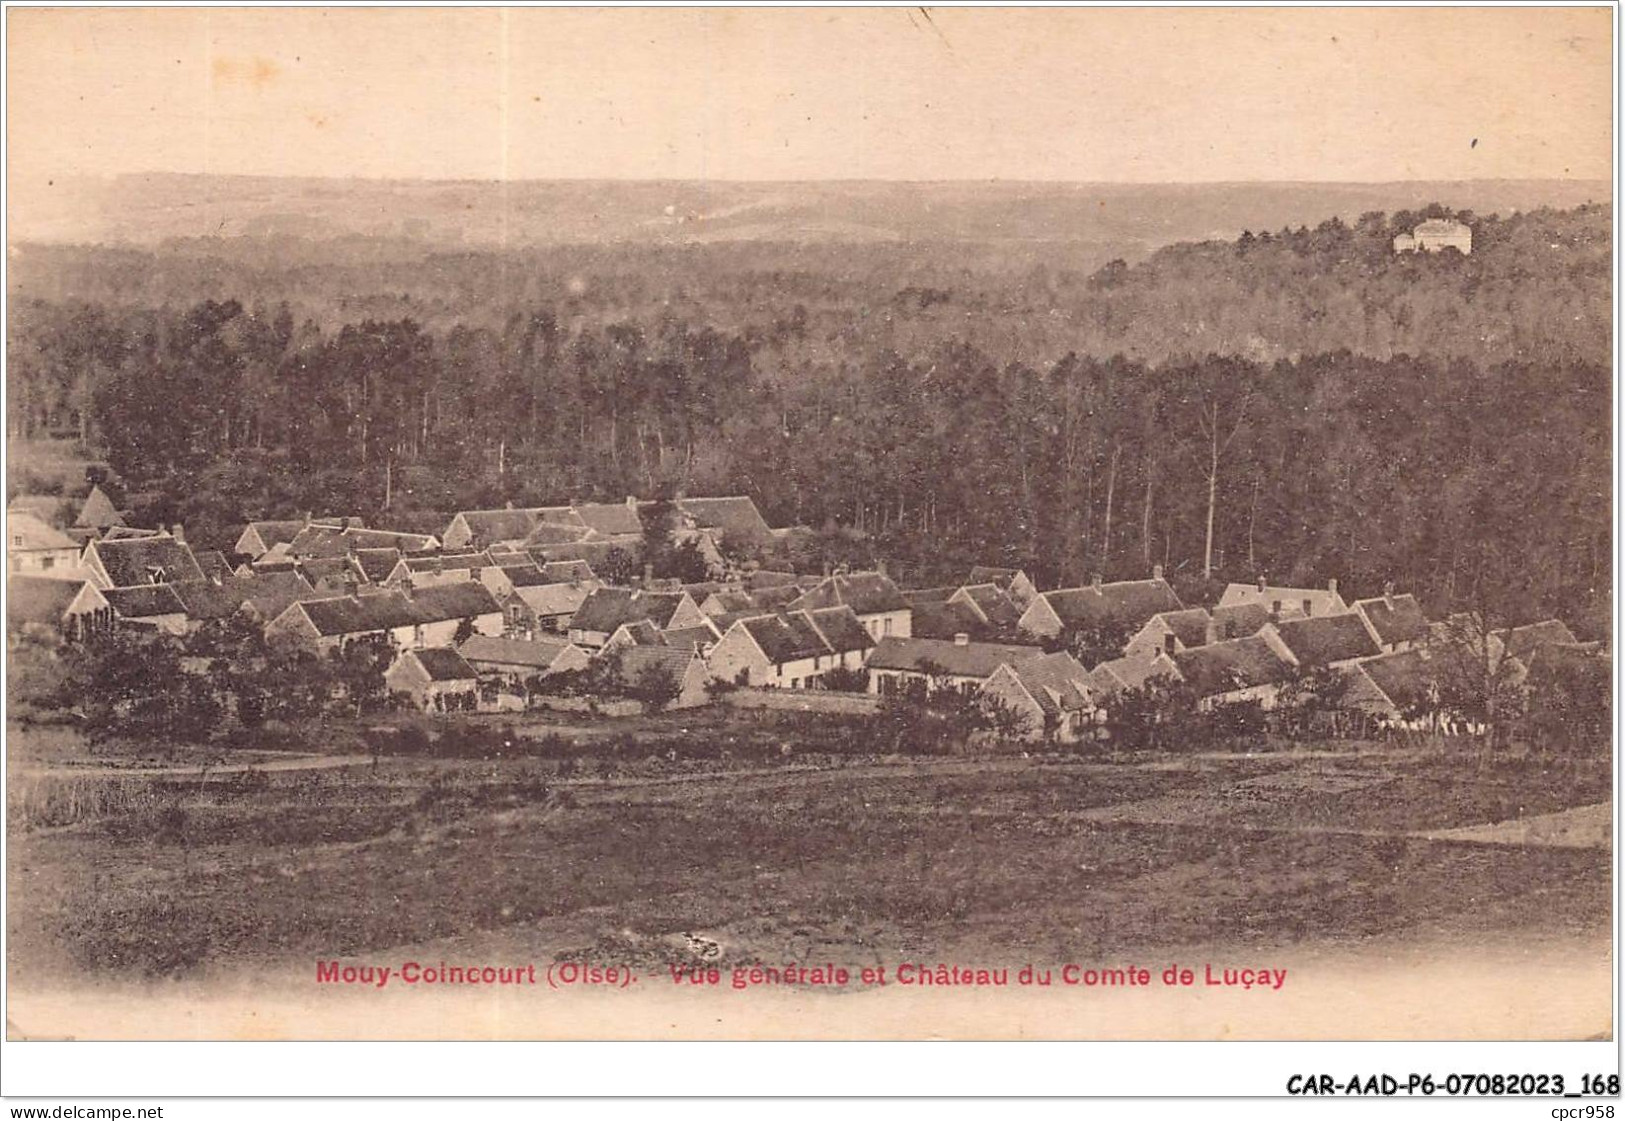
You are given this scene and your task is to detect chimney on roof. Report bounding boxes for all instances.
[953,632,970,646]
[302,511,313,526]
[876,558,888,578]
[1383,580,1395,607]
[1327,577,1338,598]
[1152,564,1164,581]
[822,560,831,578]
[1257,575,1267,593]
[643,563,654,586]
[505,500,514,510]
[1204,615,1221,645]
[626,495,638,509]
[1091,572,1103,590]
[170,524,185,544]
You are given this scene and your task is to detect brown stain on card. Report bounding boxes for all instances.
[212,55,281,90]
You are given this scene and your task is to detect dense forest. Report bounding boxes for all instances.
[6,203,1611,629]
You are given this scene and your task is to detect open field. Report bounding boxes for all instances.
[8,722,1611,1010]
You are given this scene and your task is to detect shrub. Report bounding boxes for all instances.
[821,666,869,693]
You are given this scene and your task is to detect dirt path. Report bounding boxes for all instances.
[1419,802,1611,849]
[13,754,376,779]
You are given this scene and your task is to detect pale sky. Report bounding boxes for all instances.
[6,6,1614,185]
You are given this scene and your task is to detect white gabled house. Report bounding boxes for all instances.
[407,582,505,647]
[977,651,1098,743]
[785,572,912,641]
[1016,569,1182,641]
[706,606,872,689]
[1216,577,1347,621]
[264,591,423,653]
[567,588,706,650]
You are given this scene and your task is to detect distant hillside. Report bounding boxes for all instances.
[12,174,1611,257]
[1069,202,1612,367]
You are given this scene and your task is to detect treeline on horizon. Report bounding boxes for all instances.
[9,202,1610,371]
[5,203,1611,631]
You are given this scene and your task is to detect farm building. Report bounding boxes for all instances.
[1216,577,1347,621]
[73,485,126,532]
[1208,602,1273,641]
[385,648,480,712]
[350,547,403,584]
[708,607,838,685]
[1090,651,1180,697]
[1016,569,1183,640]
[103,584,190,635]
[1338,648,1440,727]
[1123,607,1214,661]
[541,559,598,585]
[169,579,252,625]
[568,588,706,649]
[966,565,1040,606]
[7,513,82,575]
[602,619,665,653]
[910,596,1001,642]
[265,591,424,653]
[406,582,505,647]
[232,517,360,559]
[1352,587,1430,653]
[457,635,590,682]
[866,635,1046,696]
[948,584,1025,631]
[602,645,712,709]
[478,563,552,598]
[978,651,1098,743]
[1170,634,1297,710]
[661,622,723,656]
[707,607,872,688]
[1264,612,1382,669]
[383,553,492,589]
[1496,619,1580,663]
[502,581,595,638]
[786,571,912,640]
[81,533,206,590]
[440,506,586,551]
[7,575,113,643]
[285,523,438,559]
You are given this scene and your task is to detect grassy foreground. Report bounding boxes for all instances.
[7,720,1611,987]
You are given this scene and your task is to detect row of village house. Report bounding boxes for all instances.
[7,488,1602,741]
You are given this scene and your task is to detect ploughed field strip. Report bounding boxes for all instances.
[6,750,1611,983]
[1418,803,1611,850]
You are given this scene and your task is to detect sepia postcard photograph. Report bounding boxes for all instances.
[1,2,1616,1065]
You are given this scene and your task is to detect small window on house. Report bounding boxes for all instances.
[11,535,21,548]
[1303,598,1313,616]
[1272,600,1282,614]
[40,556,54,569]
[884,617,893,636]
